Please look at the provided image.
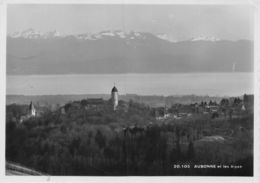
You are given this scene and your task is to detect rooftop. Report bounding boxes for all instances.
[111,86,118,93]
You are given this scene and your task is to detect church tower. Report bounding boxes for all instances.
[29,101,36,117]
[111,85,118,111]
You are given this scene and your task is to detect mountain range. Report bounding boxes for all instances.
[7,29,253,75]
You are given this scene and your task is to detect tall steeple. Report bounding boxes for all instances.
[29,101,36,116]
[111,85,118,111]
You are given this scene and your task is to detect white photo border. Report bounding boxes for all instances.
[0,0,259,183]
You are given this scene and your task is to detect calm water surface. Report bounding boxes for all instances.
[6,73,253,96]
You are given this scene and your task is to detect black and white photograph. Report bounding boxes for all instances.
[2,1,258,180]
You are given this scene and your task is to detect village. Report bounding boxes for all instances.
[6,85,254,176]
[17,85,254,126]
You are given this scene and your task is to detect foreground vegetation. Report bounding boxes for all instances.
[6,100,253,176]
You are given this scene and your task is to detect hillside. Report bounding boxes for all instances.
[6,99,253,176]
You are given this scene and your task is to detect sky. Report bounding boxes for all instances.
[7,4,254,41]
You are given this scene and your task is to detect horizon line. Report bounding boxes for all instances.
[6,93,253,98]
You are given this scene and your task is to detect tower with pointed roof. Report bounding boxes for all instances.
[111,85,118,111]
[29,101,36,117]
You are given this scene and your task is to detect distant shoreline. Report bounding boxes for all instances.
[6,94,247,97]
[6,94,253,107]
[6,73,253,97]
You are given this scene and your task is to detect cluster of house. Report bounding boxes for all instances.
[153,94,254,121]
[59,86,128,114]
[19,86,120,123]
[19,85,254,123]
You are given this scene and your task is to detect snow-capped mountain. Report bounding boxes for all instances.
[10,29,42,39]
[8,29,151,41]
[73,30,143,40]
[7,29,252,75]
[8,29,224,43]
[9,29,65,39]
[156,34,178,43]
[43,30,65,39]
[190,36,220,42]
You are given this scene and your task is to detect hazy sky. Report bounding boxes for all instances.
[7,4,254,40]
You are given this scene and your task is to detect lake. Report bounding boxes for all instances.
[6,73,253,96]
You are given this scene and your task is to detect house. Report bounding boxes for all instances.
[19,101,37,123]
[153,106,170,120]
[81,98,105,110]
[243,94,254,112]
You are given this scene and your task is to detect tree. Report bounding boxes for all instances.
[229,108,233,120]
[95,130,106,149]
[186,141,195,160]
